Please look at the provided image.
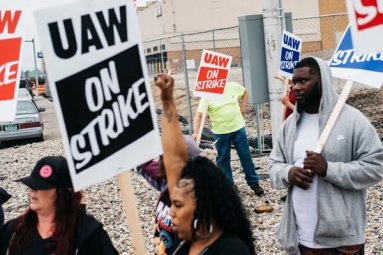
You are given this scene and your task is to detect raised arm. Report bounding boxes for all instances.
[273,72,286,84]
[154,74,187,195]
[191,111,203,141]
[240,89,248,115]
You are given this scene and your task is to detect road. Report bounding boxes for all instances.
[34,96,61,141]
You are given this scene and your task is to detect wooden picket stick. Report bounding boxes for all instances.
[118,171,147,255]
[313,80,354,153]
[281,77,290,123]
[196,99,209,144]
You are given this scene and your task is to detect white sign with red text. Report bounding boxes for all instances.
[346,0,383,54]
[0,4,26,121]
[193,50,232,101]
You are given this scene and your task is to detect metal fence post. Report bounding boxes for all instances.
[160,39,163,71]
[332,16,337,50]
[331,16,340,91]
[212,30,216,51]
[181,34,193,135]
[255,104,263,153]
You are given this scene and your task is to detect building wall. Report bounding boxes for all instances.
[319,0,347,14]
[138,0,320,40]
[318,0,349,50]
[139,0,348,73]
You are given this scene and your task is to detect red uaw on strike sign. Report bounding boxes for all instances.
[34,0,162,191]
[193,50,232,101]
[346,0,383,54]
[0,5,25,121]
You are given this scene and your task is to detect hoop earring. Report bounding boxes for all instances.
[193,219,213,239]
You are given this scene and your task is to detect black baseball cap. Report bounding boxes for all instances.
[15,156,73,190]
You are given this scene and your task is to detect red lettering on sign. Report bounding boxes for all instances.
[195,67,228,94]
[0,10,22,34]
[0,38,21,101]
[353,0,383,31]
[203,52,230,68]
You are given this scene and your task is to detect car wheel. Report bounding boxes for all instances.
[36,134,44,142]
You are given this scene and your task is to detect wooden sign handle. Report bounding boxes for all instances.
[281,78,290,123]
[118,171,147,255]
[196,99,209,144]
[313,80,353,153]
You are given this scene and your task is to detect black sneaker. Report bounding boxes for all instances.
[251,184,264,196]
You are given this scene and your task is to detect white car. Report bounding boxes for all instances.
[18,88,33,100]
[0,98,45,142]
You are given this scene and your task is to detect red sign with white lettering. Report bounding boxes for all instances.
[0,38,21,100]
[193,50,232,101]
[0,8,24,121]
[353,0,383,31]
[346,0,383,54]
[195,67,228,94]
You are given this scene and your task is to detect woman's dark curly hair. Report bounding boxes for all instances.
[177,156,256,255]
[9,188,83,254]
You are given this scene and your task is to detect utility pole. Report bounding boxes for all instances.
[262,0,284,147]
[25,38,39,88]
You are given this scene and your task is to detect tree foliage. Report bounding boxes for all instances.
[28,77,46,85]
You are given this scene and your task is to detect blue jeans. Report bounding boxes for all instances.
[214,127,259,187]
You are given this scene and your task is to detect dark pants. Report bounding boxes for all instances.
[299,244,364,255]
[214,127,259,187]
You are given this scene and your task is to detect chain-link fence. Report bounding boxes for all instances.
[294,13,349,92]
[293,13,348,60]
[144,13,350,155]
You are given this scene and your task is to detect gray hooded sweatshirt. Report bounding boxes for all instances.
[268,57,383,255]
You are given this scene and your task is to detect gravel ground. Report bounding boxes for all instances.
[1,139,383,254]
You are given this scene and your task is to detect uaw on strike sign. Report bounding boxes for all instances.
[329,25,383,88]
[193,50,232,101]
[346,0,383,54]
[0,6,25,121]
[278,30,302,80]
[34,0,162,191]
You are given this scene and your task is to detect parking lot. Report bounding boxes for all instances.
[0,96,60,149]
[33,96,60,141]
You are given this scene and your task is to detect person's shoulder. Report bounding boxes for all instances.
[210,232,251,254]
[226,82,243,90]
[80,211,102,230]
[77,206,103,237]
[280,113,295,132]
[76,209,118,254]
[342,104,371,123]
[1,218,18,231]
[0,218,19,246]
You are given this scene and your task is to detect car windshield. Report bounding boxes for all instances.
[18,90,29,98]
[16,101,37,115]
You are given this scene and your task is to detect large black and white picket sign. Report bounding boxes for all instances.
[34,0,162,191]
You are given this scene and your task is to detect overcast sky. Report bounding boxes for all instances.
[19,0,148,72]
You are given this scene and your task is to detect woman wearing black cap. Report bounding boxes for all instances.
[0,156,118,255]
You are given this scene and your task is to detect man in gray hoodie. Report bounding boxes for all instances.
[268,57,383,255]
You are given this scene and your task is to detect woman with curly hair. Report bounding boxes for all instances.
[170,156,256,255]
[0,156,118,255]
[154,73,256,255]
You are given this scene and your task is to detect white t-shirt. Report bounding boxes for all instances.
[292,112,335,248]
